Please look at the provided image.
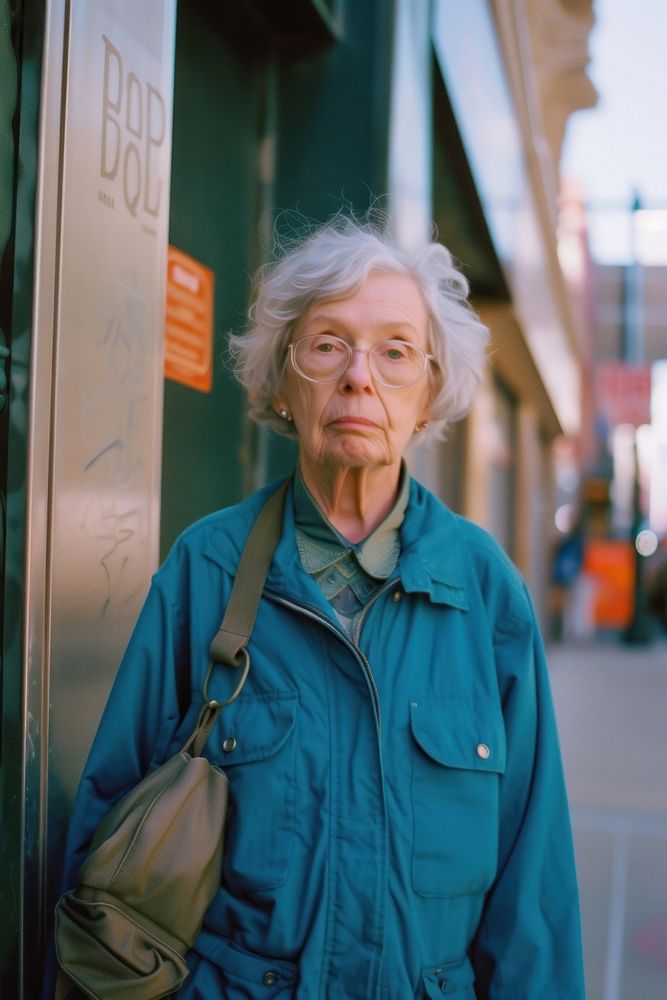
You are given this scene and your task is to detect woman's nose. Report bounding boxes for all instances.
[341,348,373,389]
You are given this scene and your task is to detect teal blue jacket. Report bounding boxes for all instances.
[62,477,585,999]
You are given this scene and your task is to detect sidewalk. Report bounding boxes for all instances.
[547,639,667,1000]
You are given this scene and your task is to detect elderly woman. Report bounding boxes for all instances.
[58,218,584,999]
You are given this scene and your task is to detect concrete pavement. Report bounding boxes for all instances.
[547,638,667,1000]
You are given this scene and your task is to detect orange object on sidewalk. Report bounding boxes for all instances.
[582,539,635,628]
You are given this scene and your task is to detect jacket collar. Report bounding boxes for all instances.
[203,476,469,612]
[395,478,469,610]
[293,464,409,580]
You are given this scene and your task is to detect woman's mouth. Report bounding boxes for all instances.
[329,416,380,429]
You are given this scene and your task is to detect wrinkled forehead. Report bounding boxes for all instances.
[295,270,430,343]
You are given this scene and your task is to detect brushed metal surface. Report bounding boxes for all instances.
[22,0,176,989]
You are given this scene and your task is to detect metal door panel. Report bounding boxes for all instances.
[13,2,177,994]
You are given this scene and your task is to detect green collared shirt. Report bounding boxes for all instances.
[294,467,409,635]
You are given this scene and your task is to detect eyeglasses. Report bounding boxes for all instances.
[288,334,435,388]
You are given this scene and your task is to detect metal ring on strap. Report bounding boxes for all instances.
[203,647,251,707]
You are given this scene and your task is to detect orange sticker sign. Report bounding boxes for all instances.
[165,246,214,392]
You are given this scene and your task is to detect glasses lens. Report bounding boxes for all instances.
[370,340,426,387]
[293,335,349,381]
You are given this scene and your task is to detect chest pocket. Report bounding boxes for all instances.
[409,698,506,899]
[207,690,298,892]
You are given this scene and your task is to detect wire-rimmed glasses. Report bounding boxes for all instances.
[288,334,435,388]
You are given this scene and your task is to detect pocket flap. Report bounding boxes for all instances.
[195,930,298,990]
[422,956,476,996]
[208,691,298,765]
[409,699,506,774]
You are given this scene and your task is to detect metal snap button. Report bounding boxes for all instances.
[263,971,279,986]
[476,743,490,760]
[392,589,402,602]
[222,736,237,752]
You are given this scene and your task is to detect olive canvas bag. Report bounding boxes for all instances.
[53,481,289,1000]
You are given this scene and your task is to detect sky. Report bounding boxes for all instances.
[561,0,667,263]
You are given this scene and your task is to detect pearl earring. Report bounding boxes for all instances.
[280,409,292,421]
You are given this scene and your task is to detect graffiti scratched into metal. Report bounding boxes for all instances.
[82,268,149,616]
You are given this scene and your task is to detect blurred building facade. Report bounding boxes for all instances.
[596,262,667,369]
[1,0,597,994]
[554,186,667,638]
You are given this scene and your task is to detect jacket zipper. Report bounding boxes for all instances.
[266,579,399,729]
[268,584,396,998]
[352,577,400,647]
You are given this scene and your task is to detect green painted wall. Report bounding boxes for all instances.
[266,0,395,480]
[274,0,393,220]
[1,1,44,994]
[160,4,264,557]
[161,0,396,538]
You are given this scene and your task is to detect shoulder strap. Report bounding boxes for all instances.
[187,478,289,754]
[208,478,290,669]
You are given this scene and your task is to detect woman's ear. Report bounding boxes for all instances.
[272,393,287,417]
[418,385,433,427]
[272,394,293,422]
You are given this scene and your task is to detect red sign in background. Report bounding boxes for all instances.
[597,362,651,429]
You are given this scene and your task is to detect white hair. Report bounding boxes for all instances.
[228,215,489,440]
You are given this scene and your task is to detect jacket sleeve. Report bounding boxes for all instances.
[471,582,585,1000]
